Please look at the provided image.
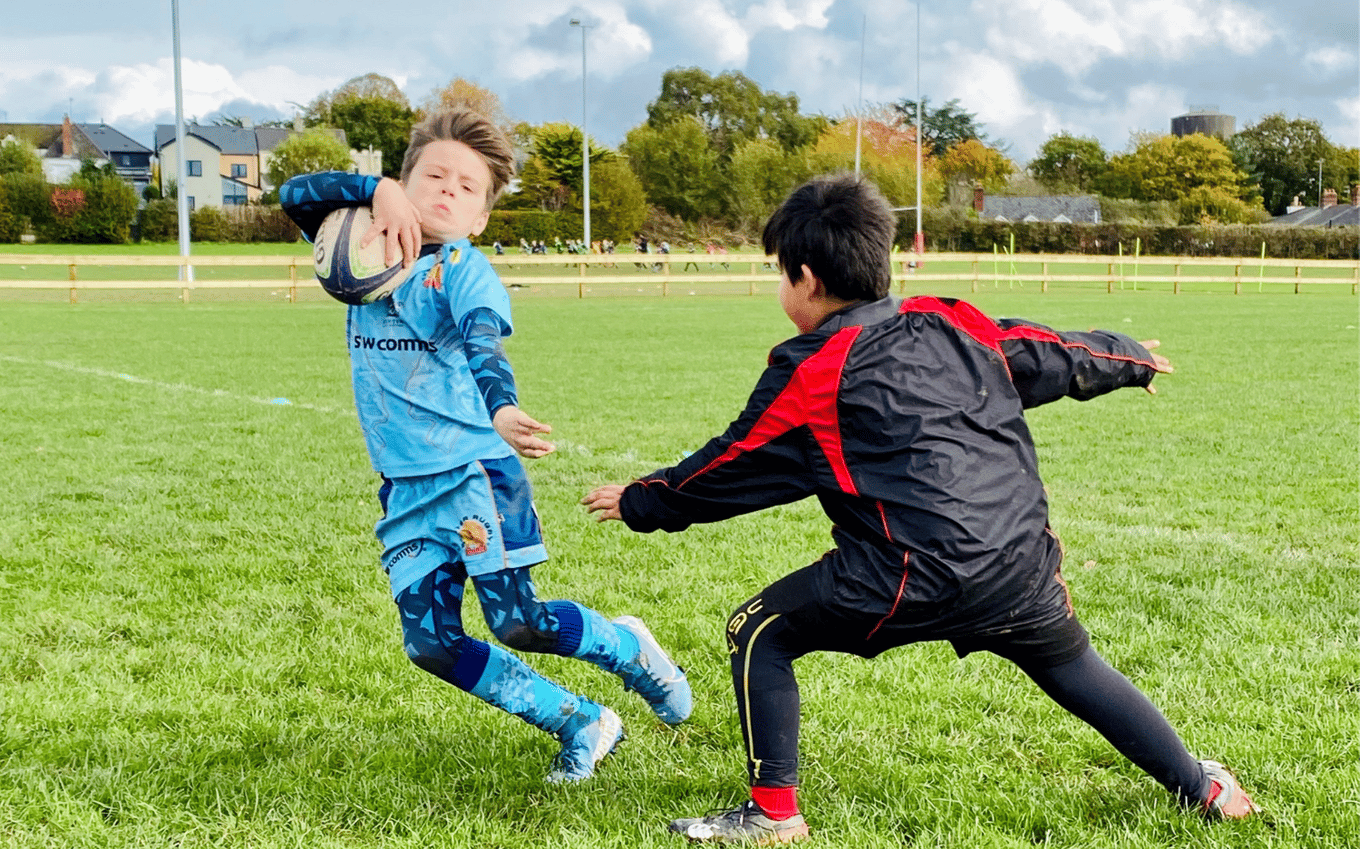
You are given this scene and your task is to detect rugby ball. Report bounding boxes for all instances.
[312,206,406,305]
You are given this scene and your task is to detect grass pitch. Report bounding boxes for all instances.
[0,292,1356,848]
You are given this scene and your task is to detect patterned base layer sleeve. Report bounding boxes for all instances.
[460,306,518,416]
[278,171,382,241]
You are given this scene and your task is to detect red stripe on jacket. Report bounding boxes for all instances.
[900,296,1154,368]
[682,326,863,496]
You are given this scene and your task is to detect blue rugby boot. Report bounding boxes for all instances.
[612,615,692,725]
[546,703,624,783]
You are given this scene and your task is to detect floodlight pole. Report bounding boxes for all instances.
[914,3,924,262]
[1317,159,1323,207]
[171,0,192,281]
[854,15,865,177]
[570,19,592,251]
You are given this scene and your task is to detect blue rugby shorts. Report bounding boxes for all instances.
[375,456,548,597]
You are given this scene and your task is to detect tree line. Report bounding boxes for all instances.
[1,68,1355,249]
[275,70,1360,251]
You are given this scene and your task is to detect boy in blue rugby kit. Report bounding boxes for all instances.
[585,175,1257,842]
[281,108,690,782]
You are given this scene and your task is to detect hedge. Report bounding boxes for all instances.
[138,202,301,243]
[481,210,584,247]
[915,207,1359,259]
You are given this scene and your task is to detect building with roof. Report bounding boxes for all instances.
[973,188,1101,224]
[1266,186,1360,227]
[155,123,378,211]
[0,116,153,196]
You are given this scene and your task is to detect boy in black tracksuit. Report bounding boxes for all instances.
[583,175,1258,843]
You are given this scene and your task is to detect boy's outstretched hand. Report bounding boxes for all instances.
[581,485,625,522]
[493,406,555,458]
[366,177,422,269]
[1138,339,1174,395]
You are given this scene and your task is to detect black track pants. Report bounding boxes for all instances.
[1017,646,1208,804]
[729,578,1207,805]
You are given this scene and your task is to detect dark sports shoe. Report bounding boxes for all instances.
[546,705,623,783]
[1200,760,1260,819]
[613,615,692,725]
[669,801,809,845]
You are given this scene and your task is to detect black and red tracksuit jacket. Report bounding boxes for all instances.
[618,295,1160,636]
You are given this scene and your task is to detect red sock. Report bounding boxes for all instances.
[750,786,799,820]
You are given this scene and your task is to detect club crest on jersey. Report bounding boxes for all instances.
[422,260,443,291]
[458,516,491,556]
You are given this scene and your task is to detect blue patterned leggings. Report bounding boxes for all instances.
[396,563,566,685]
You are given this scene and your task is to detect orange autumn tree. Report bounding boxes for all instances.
[938,138,1014,192]
[812,108,943,208]
[423,78,513,136]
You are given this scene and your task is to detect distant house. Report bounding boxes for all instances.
[0,116,153,196]
[1266,187,1360,227]
[155,123,379,211]
[974,187,1101,224]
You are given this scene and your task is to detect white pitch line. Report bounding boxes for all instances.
[0,354,353,416]
[2,354,689,467]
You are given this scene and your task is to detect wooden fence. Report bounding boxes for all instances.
[0,251,1355,302]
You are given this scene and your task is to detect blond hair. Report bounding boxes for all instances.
[401,108,515,208]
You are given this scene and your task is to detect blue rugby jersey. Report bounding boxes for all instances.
[346,244,516,476]
[280,172,518,477]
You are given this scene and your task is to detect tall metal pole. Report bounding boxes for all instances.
[171,0,192,281]
[1317,159,1323,207]
[854,15,865,177]
[914,3,923,260]
[570,19,591,250]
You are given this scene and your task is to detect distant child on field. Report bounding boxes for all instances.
[280,108,690,783]
[583,175,1257,841]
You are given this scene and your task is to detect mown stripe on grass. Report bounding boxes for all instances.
[0,354,354,416]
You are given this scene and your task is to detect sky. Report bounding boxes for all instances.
[4,0,1357,166]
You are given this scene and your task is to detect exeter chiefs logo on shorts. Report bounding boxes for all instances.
[458,516,491,556]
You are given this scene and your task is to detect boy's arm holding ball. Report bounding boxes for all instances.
[366,176,423,269]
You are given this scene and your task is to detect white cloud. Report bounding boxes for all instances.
[605,20,655,60]
[662,0,751,65]
[1304,46,1356,75]
[935,45,1054,160]
[744,0,834,32]
[0,64,96,97]
[943,48,1035,130]
[99,60,239,124]
[474,1,651,81]
[235,66,360,107]
[770,27,858,114]
[81,59,341,125]
[975,0,1272,74]
[1333,94,1360,149]
[584,17,654,78]
[2,0,1353,161]
[1109,82,1186,148]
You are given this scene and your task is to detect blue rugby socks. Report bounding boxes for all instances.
[459,638,595,738]
[545,600,640,675]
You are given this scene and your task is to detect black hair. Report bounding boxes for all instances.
[761,174,896,301]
